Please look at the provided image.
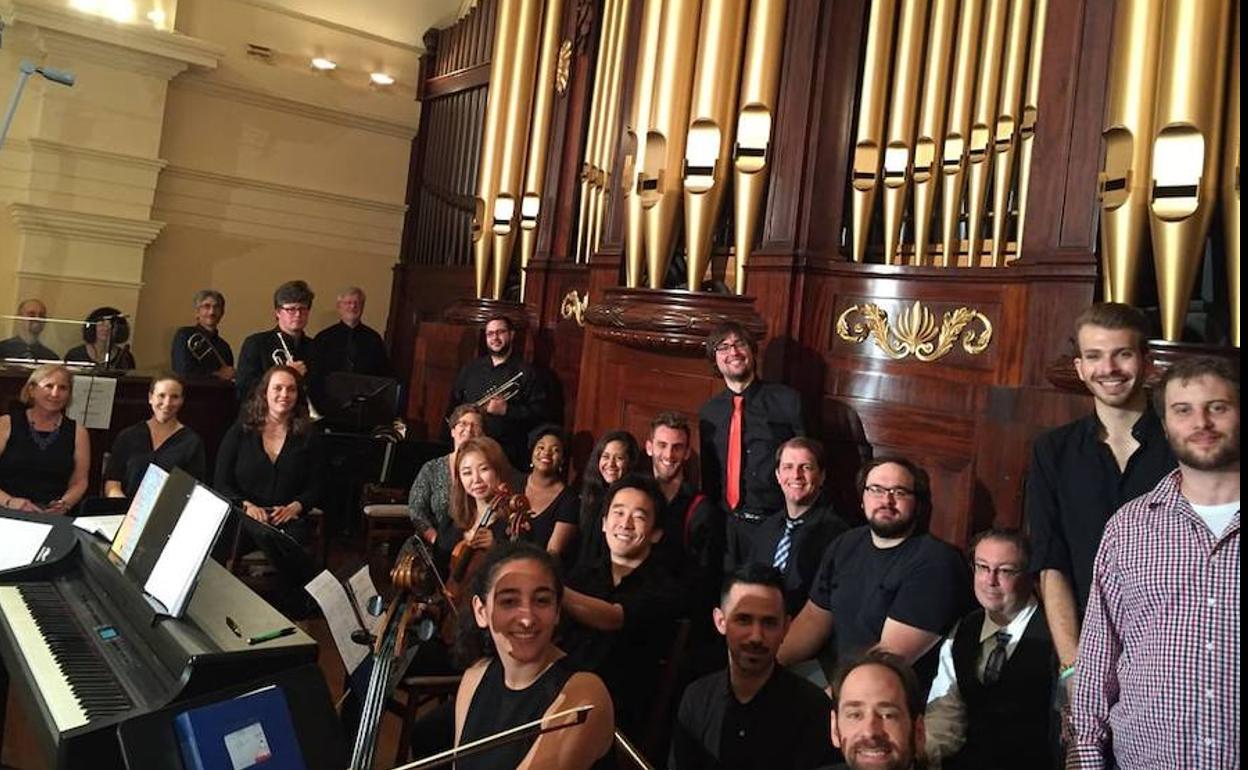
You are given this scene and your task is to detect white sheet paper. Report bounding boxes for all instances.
[65,375,118,430]
[305,566,381,675]
[144,485,230,616]
[72,514,125,542]
[0,518,53,572]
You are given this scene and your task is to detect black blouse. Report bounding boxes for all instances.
[522,478,579,551]
[213,421,325,511]
[0,409,77,506]
[104,422,207,498]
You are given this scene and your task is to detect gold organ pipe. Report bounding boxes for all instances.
[1224,9,1240,347]
[880,0,931,266]
[732,0,788,293]
[518,0,565,301]
[491,0,544,299]
[988,0,1033,267]
[472,0,521,297]
[1148,0,1231,341]
[1097,0,1162,304]
[574,0,619,263]
[683,0,749,290]
[587,0,632,263]
[623,0,666,288]
[939,0,986,267]
[1013,0,1046,260]
[910,0,959,266]
[963,0,1010,266]
[849,0,898,263]
[640,0,702,288]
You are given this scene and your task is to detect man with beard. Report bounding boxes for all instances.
[698,322,804,568]
[924,529,1054,770]
[1025,303,1175,704]
[1069,356,1239,770]
[737,437,849,617]
[778,458,969,692]
[171,289,234,379]
[0,298,58,361]
[823,650,928,770]
[448,314,550,470]
[236,280,317,403]
[670,563,838,770]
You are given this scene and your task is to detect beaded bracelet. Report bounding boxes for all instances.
[1059,664,1077,681]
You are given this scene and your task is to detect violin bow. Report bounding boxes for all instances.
[388,705,593,770]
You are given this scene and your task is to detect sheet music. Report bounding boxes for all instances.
[65,375,118,430]
[0,518,53,572]
[305,566,380,675]
[144,485,230,617]
[110,465,169,564]
[72,514,125,542]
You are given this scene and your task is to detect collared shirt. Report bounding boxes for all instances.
[171,325,234,378]
[924,598,1041,760]
[669,665,837,770]
[1068,470,1240,770]
[0,336,59,362]
[1025,406,1175,614]
[448,353,550,470]
[739,501,849,616]
[312,321,391,377]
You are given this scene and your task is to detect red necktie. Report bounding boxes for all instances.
[726,395,744,511]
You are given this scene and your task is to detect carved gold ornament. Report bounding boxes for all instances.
[560,289,589,326]
[555,40,573,94]
[836,301,993,361]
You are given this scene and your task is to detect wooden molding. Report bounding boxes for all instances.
[582,287,766,355]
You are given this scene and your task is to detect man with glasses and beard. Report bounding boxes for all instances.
[821,650,928,770]
[236,280,317,402]
[1068,357,1239,770]
[778,458,969,692]
[448,314,550,471]
[0,298,58,361]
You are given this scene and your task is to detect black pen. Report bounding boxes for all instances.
[247,626,296,645]
[226,616,243,638]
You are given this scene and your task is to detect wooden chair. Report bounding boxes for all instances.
[388,673,462,765]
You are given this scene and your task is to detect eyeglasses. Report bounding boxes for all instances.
[713,340,749,354]
[864,484,915,500]
[484,329,511,338]
[972,563,1024,579]
[278,305,309,315]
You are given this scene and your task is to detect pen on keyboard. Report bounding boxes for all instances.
[226,616,243,638]
[247,626,296,645]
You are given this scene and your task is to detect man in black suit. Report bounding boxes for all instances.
[236,280,316,403]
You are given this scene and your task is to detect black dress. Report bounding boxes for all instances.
[522,479,579,552]
[64,344,135,370]
[0,409,77,507]
[104,422,207,498]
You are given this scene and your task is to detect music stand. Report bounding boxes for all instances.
[320,373,400,433]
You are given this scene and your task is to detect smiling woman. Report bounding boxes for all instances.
[103,373,207,499]
[0,364,91,514]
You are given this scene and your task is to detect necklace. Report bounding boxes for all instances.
[28,411,63,451]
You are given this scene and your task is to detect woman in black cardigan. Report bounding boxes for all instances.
[215,364,324,617]
[104,373,206,498]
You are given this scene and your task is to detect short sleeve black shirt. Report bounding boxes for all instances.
[808,527,970,689]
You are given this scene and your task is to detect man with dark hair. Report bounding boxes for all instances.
[1025,302,1175,713]
[448,314,550,470]
[779,457,969,692]
[645,411,719,571]
[236,280,317,402]
[561,474,683,741]
[924,529,1054,770]
[0,298,58,361]
[737,437,849,616]
[825,650,927,770]
[1069,356,1239,770]
[171,289,234,379]
[698,321,805,567]
[670,563,838,770]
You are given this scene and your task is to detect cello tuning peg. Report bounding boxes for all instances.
[366,595,386,617]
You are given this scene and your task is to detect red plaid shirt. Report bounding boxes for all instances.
[1068,470,1240,769]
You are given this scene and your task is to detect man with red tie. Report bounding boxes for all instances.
[698,321,805,567]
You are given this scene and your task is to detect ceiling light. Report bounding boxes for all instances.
[311,57,337,71]
[369,72,396,86]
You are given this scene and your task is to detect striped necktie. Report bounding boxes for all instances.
[983,630,1012,685]
[773,517,800,572]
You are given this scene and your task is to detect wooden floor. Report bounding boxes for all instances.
[1,531,413,770]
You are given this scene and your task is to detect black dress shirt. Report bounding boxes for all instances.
[698,379,804,518]
[670,666,838,770]
[448,354,551,470]
[1024,406,1176,615]
[235,328,315,403]
[213,421,325,512]
[171,325,234,378]
[0,336,58,362]
[312,321,391,377]
[737,501,850,616]
[104,422,207,498]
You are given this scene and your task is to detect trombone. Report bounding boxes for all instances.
[474,371,523,407]
[186,331,228,370]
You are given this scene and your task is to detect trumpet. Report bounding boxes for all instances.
[271,331,323,421]
[186,331,228,370]
[474,372,523,407]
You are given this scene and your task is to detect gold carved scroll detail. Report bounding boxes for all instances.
[835,301,993,361]
[556,39,573,94]
[560,289,589,326]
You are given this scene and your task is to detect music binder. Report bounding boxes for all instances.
[175,685,307,770]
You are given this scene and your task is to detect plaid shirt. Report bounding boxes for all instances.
[1068,469,1240,769]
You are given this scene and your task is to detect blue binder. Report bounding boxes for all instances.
[174,685,308,770]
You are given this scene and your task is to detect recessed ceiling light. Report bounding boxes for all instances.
[369,72,396,86]
[311,57,337,71]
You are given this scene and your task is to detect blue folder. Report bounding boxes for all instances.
[174,685,308,770]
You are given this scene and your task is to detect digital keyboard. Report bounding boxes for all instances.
[0,525,323,770]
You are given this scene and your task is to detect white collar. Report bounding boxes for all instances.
[977,596,1039,644]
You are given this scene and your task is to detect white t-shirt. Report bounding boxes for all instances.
[1190,501,1240,537]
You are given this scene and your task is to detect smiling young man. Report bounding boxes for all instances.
[560,475,683,740]
[1069,357,1240,770]
[670,563,838,770]
[825,651,927,770]
[1025,303,1176,702]
[924,529,1053,770]
[171,289,235,380]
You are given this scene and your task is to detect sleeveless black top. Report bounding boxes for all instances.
[460,657,610,770]
[0,409,77,506]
